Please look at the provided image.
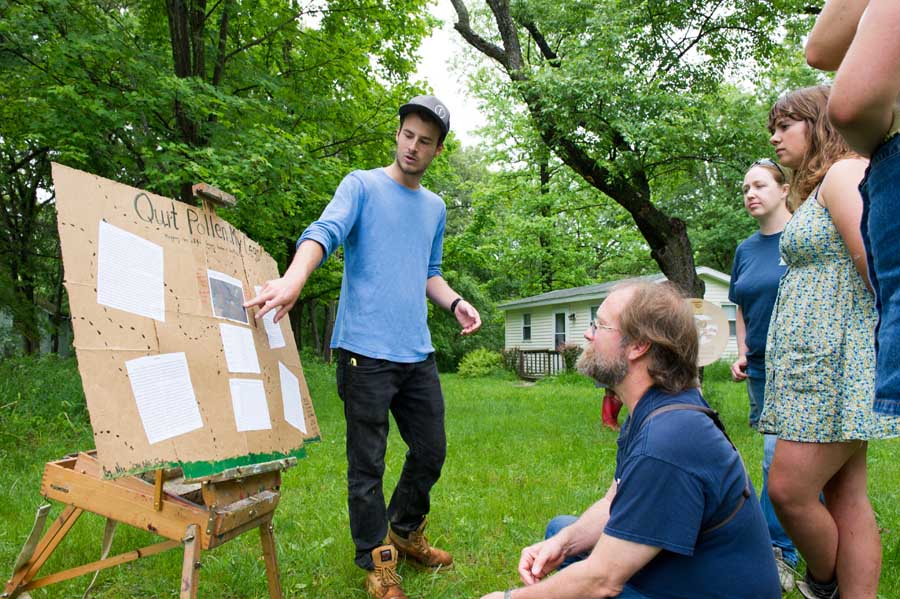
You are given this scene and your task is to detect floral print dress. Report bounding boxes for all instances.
[759,189,900,441]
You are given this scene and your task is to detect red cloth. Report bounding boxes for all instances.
[602,390,623,431]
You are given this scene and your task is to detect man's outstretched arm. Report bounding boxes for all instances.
[244,240,324,323]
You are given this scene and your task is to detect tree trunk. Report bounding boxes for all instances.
[50,250,65,353]
[322,300,336,363]
[538,156,553,291]
[165,0,210,204]
[451,0,704,297]
[290,300,302,351]
[309,302,321,354]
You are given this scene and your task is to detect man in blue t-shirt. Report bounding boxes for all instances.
[479,282,779,599]
[247,96,481,599]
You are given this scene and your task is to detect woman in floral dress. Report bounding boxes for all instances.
[761,85,900,599]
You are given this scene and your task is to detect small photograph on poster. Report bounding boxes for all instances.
[208,270,248,323]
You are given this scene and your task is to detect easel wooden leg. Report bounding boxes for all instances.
[4,505,83,597]
[259,518,283,599]
[180,524,201,599]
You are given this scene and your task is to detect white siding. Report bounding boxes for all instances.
[505,299,603,350]
[503,271,739,360]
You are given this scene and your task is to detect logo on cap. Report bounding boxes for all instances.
[434,104,448,119]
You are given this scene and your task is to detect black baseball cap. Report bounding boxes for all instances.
[398,95,450,139]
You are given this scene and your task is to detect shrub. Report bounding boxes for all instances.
[457,348,504,378]
[558,343,583,372]
[500,347,522,373]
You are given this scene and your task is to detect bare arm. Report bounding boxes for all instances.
[517,481,617,586]
[806,0,869,71]
[828,0,900,154]
[730,306,748,382]
[244,239,324,323]
[485,517,660,599]
[819,159,872,290]
[425,276,482,335]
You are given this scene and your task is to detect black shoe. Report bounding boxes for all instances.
[796,571,839,599]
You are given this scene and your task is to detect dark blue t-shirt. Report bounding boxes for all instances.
[605,387,780,599]
[729,231,787,379]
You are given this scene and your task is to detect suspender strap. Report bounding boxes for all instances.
[643,403,752,535]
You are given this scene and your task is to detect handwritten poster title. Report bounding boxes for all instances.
[132,193,259,257]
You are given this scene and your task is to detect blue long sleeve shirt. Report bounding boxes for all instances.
[298,168,446,362]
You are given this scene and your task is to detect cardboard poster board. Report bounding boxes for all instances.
[53,163,319,479]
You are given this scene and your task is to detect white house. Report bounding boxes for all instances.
[497,266,738,365]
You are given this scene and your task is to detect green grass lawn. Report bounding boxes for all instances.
[1,356,898,598]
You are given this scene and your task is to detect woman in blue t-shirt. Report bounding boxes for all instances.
[728,159,796,590]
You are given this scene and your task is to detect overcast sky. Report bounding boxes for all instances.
[414,1,487,146]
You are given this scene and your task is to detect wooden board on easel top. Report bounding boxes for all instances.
[52,163,320,479]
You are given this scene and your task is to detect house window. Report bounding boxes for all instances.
[589,305,599,323]
[555,313,566,348]
[522,313,532,341]
[722,304,737,337]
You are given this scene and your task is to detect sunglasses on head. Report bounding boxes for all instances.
[751,158,786,179]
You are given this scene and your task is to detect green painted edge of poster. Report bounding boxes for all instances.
[101,438,319,480]
[179,445,309,479]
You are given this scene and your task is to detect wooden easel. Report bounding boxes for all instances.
[4,184,297,598]
[3,452,294,599]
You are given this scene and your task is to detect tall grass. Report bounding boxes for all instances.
[1,355,897,598]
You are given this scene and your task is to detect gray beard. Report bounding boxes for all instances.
[576,343,628,388]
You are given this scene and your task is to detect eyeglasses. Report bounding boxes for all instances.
[590,319,618,334]
[751,158,786,179]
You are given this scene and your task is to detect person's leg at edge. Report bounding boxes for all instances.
[861,137,900,416]
[748,377,798,567]
[762,433,799,566]
[823,441,881,597]
[386,354,447,535]
[338,351,401,570]
[767,439,872,594]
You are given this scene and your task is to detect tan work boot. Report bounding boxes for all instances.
[387,518,453,570]
[365,545,408,599]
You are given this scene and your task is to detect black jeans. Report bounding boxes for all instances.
[336,349,447,570]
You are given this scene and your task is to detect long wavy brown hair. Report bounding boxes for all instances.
[767,85,855,211]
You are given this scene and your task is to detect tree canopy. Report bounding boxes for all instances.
[1,0,827,365]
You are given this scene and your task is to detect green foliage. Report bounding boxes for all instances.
[0,0,436,354]
[456,347,504,378]
[429,269,505,372]
[452,0,820,293]
[0,355,91,463]
[501,347,522,373]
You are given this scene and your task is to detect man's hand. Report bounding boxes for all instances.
[518,537,566,586]
[455,300,482,335]
[244,239,322,323]
[730,355,748,382]
[244,276,301,324]
[478,593,506,599]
